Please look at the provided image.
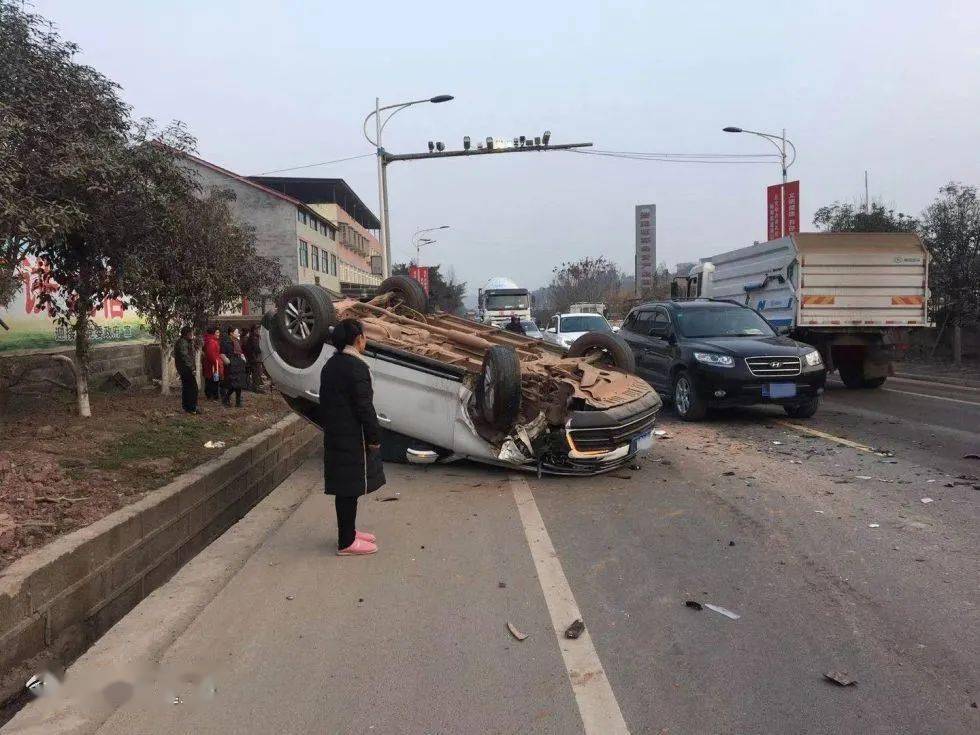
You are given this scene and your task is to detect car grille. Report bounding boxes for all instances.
[566,406,659,453]
[745,355,802,377]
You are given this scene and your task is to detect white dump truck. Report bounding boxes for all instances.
[477,276,532,328]
[676,232,931,388]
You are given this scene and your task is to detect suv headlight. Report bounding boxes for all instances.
[803,349,823,367]
[693,352,734,367]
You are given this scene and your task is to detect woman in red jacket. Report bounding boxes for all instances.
[202,326,224,401]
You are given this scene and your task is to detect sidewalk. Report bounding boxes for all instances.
[7,459,583,735]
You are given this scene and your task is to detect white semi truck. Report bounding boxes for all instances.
[477,277,532,328]
[675,232,931,389]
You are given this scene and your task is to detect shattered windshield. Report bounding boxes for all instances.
[674,307,775,338]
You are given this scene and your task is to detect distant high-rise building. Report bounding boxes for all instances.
[635,205,656,296]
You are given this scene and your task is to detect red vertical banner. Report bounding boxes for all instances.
[409,265,430,294]
[767,184,783,241]
[783,180,800,235]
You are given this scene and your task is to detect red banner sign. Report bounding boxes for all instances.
[409,265,430,294]
[767,184,783,241]
[783,180,800,235]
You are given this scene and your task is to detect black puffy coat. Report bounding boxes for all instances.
[319,349,385,497]
[221,337,247,390]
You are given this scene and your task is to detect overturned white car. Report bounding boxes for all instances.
[261,277,662,475]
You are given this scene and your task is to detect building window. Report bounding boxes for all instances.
[312,246,320,272]
[298,239,309,268]
[297,210,302,222]
[330,253,338,276]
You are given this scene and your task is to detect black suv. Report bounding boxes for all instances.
[620,300,826,420]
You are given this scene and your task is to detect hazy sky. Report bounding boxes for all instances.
[33,0,980,299]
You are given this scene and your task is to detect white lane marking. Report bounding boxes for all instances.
[774,420,874,452]
[510,475,630,735]
[892,375,980,393]
[827,380,980,407]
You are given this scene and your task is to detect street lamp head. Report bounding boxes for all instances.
[429,94,454,104]
[438,225,450,230]
[542,130,551,145]
[722,126,743,133]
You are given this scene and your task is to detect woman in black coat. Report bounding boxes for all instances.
[221,327,247,407]
[320,318,384,555]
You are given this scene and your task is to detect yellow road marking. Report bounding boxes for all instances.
[774,420,875,452]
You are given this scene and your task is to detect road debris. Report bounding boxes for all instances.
[498,581,507,588]
[704,603,741,620]
[772,441,784,446]
[286,595,295,601]
[920,497,934,504]
[379,497,399,502]
[507,622,529,641]
[855,475,872,480]
[565,619,586,639]
[610,473,632,480]
[963,454,980,460]
[868,523,880,528]
[203,440,226,449]
[823,671,857,687]
[654,429,668,437]
[722,471,736,476]
[728,540,736,546]
[684,600,703,611]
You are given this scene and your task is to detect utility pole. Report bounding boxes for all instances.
[865,170,870,213]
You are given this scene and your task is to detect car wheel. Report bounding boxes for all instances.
[378,275,428,313]
[566,332,637,373]
[273,285,336,366]
[673,370,707,421]
[861,376,886,389]
[476,346,522,430]
[837,362,865,389]
[784,397,820,419]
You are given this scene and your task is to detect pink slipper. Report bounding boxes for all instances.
[355,530,376,543]
[337,538,378,556]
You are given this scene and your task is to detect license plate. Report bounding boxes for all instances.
[766,382,797,398]
[633,431,654,453]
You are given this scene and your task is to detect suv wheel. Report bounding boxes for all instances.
[476,346,522,430]
[566,332,636,373]
[673,370,707,421]
[784,397,819,419]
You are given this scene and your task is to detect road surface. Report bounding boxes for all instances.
[5,376,978,734]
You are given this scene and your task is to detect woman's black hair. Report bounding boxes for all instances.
[180,325,193,338]
[330,318,365,351]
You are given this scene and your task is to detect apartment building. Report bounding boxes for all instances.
[248,177,383,297]
[179,154,343,295]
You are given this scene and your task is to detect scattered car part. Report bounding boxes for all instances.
[823,671,857,687]
[507,622,529,641]
[564,619,586,639]
[704,603,741,620]
[567,332,636,373]
[684,600,703,611]
[476,346,522,430]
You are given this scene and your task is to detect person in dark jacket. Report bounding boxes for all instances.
[504,315,526,335]
[174,326,199,414]
[221,327,247,407]
[243,324,264,392]
[320,318,384,555]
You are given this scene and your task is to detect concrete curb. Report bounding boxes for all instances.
[0,415,318,708]
[1,459,320,735]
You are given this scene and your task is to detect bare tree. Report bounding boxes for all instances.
[547,257,623,313]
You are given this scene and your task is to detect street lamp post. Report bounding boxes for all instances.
[364,95,454,277]
[723,126,797,234]
[412,225,450,266]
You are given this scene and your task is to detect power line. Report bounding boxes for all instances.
[567,149,779,164]
[255,152,374,176]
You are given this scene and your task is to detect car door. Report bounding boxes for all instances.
[620,310,658,382]
[644,308,675,391]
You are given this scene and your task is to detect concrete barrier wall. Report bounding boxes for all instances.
[0,414,319,701]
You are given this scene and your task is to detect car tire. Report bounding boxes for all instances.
[566,332,637,373]
[672,370,707,421]
[378,275,428,313]
[837,362,865,389]
[273,285,336,365]
[784,397,820,419]
[476,345,522,430]
[861,376,886,389]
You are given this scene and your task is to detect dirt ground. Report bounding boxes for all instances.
[0,386,290,571]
